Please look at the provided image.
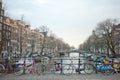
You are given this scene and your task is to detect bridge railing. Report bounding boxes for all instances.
[0,57,95,74]
[45,57,91,74]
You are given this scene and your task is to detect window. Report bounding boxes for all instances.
[0,23,2,30]
[9,26,11,31]
[114,32,119,36]
[6,26,8,30]
[0,10,4,16]
[0,32,1,41]
[0,16,3,22]
[6,32,8,39]
[3,25,6,30]
[7,26,9,30]
[8,32,10,39]
[3,31,5,37]
[15,30,18,33]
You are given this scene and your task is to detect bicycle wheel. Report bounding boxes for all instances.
[103,69,114,75]
[0,64,5,76]
[83,64,94,74]
[63,64,74,76]
[14,64,24,75]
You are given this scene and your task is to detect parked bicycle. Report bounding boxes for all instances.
[101,58,120,75]
[0,63,6,75]
[93,61,111,75]
[14,57,42,75]
[91,58,117,75]
[0,58,13,76]
[111,61,120,74]
[64,58,94,75]
[51,58,94,75]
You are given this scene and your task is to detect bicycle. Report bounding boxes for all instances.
[14,58,42,75]
[111,62,120,74]
[92,58,114,75]
[51,58,94,75]
[0,64,5,76]
[64,58,94,75]
[0,58,13,76]
[103,58,120,75]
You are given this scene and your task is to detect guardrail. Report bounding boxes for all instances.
[0,57,96,74]
[0,56,118,74]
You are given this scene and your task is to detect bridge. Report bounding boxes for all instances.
[58,50,87,57]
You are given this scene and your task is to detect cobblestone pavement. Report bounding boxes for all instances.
[0,73,120,80]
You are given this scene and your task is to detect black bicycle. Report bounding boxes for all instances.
[60,58,94,75]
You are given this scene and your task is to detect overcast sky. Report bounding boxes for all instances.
[3,0,120,48]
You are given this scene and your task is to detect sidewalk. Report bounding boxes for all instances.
[0,73,120,80]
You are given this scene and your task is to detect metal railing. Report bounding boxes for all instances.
[49,57,88,74]
[1,57,117,74]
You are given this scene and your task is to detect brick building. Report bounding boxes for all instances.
[0,0,12,57]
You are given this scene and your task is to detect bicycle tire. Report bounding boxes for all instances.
[14,65,24,75]
[83,64,94,74]
[103,69,114,75]
[0,64,5,76]
[63,64,74,76]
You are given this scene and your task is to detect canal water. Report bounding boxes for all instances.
[63,52,84,64]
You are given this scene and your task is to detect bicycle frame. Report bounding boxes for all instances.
[93,61,112,74]
[96,64,111,71]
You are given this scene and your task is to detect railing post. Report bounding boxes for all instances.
[42,57,45,73]
[78,58,81,74]
[111,58,114,67]
[23,56,26,74]
[60,58,63,74]
[95,61,98,74]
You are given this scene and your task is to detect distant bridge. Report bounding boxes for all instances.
[58,50,87,57]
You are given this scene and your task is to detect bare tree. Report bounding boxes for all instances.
[47,34,56,53]
[38,26,48,56]
[95,19,118,57]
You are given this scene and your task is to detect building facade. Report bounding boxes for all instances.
[0,0,4,56]
[0,0,12,57]
[112,24,120,55]
[0,0,65,58]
